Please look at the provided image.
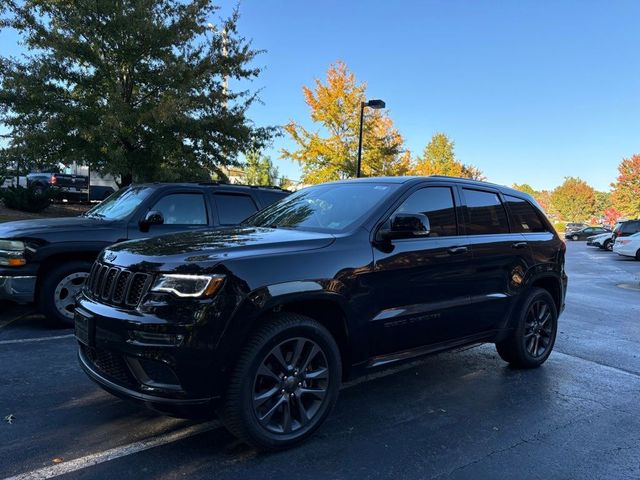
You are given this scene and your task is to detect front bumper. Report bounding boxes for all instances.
[74,293,232,416]
[0,275,36,303]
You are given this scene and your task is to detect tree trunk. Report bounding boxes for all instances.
[120,172,133,187]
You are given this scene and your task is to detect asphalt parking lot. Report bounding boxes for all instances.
[1,241,639,480]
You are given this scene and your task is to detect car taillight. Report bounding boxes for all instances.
[618,240,630,245]
[50,175,57,185]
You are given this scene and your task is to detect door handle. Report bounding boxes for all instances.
[512,242,528,249]
[448,246,468,255]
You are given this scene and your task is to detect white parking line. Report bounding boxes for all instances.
[0,334,75,346]
[2,421,221,480]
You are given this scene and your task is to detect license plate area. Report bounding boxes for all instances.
[74,312,93,346]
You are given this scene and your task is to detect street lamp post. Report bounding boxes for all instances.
[356,99,386,178]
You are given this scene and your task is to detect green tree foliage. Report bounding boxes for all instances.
[411,133,484,180]
[594,191,612,217]
[281,61,409,184]
[611,154,640,218]
[550,177,596,222]
[0,0,275,186]
[512,183,537,195]
[243,150,279,186]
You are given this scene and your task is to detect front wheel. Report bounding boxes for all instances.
[38,261,91,327]
[221,313,341,450]
[496,288,558,369]
[603,239,612,251]
[572,234,579,241]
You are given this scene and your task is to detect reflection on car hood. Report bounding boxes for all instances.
[103,227,335,267]
[0,216,110,239]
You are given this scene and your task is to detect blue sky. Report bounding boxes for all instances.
[2,1,639,191]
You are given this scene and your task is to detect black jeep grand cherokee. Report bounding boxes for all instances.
[76,176,567,450]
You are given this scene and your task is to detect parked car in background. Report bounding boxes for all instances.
[27,172,90,201]
[611,220,640,244]
[0,182,290,325]
[565,223,588,236]
[613,232,640,260]
[75,176,567,450]
[565,226,610,241]
[586,232,611,247]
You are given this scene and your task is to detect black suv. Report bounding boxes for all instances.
[75,176,567,450]
[0,182,288,325]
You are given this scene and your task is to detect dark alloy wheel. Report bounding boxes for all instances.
[496,287,558,369]
[635,249,640,261]
[603,239,612,251]
[522,299,554,358]
[221,313,341,450]
[253,337,329,435]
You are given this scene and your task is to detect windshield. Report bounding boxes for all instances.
[84,186,153,220]
[242,183,399,232]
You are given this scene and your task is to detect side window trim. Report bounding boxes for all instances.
[503,194,550,234]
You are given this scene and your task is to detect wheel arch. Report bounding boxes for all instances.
[528,274,563,313]
[34,251,99,301]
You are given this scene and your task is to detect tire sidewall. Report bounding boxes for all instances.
[38,261,92,326]
[238,322,341,449]
[513,289,558,367]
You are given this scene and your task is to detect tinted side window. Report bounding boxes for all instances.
[259,190,289,208]
[151,193,207,225]
[463,189,509,234]
[215,193,258,225]
[504,195,546,233]
[394,187,457,237]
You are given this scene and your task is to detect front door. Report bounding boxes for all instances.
[370,185,474,356]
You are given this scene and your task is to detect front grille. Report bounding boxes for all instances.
[85,261,152,307]
[82,345,137,388]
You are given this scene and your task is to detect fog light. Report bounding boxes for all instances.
[128,330,184,346]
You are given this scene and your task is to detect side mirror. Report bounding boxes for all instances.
[139,210,164,232]
[378,213,430,241]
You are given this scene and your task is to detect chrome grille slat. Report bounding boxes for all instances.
[84,261,151,308]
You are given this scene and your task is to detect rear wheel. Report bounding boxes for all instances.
[635,249,640,261]
[603,239,612,251]
[38,261,91,327]
[572,234,579,241]
[496,288,557,369]
[221,313,341,450]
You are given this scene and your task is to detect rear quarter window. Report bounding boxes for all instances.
[504,195,547,233]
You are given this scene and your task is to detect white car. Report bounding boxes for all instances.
[587,232,613,249]
[613,232,640,260]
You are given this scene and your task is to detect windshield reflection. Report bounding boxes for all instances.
[84,186,153,221]
[243,183,398,232]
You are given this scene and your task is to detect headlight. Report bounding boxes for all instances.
[151,274,225,298]
[0,240,26,266]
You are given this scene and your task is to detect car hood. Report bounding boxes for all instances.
[0,216,113,239]
[102,227,336,268]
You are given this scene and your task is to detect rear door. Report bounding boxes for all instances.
[458,187,534,334]
[212,191,260,226]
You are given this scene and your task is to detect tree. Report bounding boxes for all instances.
[243,150,279,186]
[550,177,596,222]
[0,1,275,186]
[411,133,484,180]
[594,191,612,218]
[611,154,640,218]
[512,183,537,195]
[281,61,409,184]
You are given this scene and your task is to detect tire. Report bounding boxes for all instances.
[38,261,92,327]
[496,288,558,369]
[603,239,612,251]
[220,313,341,451]
[635,249,640,261]
[572,234,579,241]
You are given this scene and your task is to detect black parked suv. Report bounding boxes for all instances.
[75,176,567,450]
[0,182,289,325]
